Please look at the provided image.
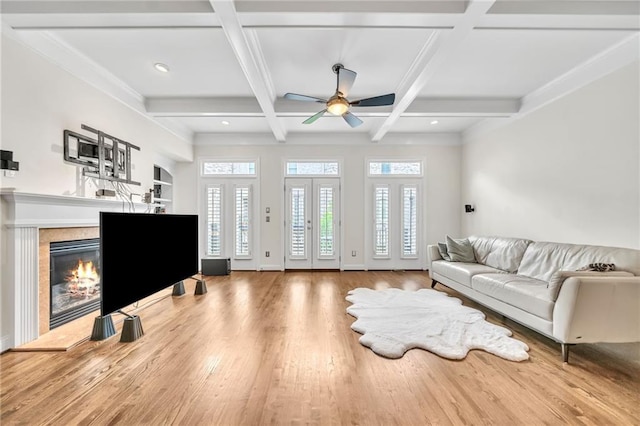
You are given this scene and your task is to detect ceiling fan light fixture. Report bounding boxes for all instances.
[326,96,349,116]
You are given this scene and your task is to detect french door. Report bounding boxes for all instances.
[365,180,422,270]
[285,178,340,269]
[204,180,258,270]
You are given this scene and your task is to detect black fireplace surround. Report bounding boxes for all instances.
[49,238,100,329]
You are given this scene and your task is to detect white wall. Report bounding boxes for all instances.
[462,61,640,249]
[175,139,462,270]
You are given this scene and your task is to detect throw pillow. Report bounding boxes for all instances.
[445,235,476,263]
[576,263,616,272]
[547,270,633,301]
[437,242,451,261]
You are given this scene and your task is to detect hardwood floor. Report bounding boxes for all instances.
[1,271,638,425]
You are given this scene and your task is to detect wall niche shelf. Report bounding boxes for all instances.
[153,165,173,213]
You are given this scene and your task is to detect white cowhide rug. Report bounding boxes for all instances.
[346,287,529,361]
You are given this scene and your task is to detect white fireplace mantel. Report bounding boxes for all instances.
[1,190,150,351]
[2,190,150,228]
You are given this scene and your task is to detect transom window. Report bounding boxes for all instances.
[368,161,422,176]
[202,161,256,176]
[286,161,339,176]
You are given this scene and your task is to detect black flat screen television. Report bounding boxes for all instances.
[100,212,198,316]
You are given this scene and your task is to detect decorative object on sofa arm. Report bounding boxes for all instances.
[445,235,476,263]
[63,124,141,186]
[437,242,451,261]
[577,263,616,272]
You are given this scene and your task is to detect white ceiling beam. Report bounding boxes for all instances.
[209,0,286,142]
[146,96,519,117]
[486,1,639,16]
[240,13,459,29]
[235,1,467,14]
[146,97,262,116]
[477,15,640,30]
[7,6,634,33]
[1,1,215,14]
[2,13,221,30]
[404,98,519,116]
[194,131,461,146]
[371,0,497,142]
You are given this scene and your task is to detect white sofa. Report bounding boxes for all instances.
[427,236,640,362]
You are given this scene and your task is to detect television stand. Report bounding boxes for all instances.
[195,279,207,295]
[172,281,186,296]
[90,314,116,341]
[119,312,144,342]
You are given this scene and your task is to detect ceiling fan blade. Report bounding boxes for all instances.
[337,67,357,97]
[284,93,327,103]
[303,109,327,124]
[350,93,395,107]
[342,111,363,128]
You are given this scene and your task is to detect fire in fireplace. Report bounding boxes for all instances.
[50,238,101,329]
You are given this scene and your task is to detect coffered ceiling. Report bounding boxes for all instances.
[2,0,639,144]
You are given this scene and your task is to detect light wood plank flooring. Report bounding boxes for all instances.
[1,271,639,425]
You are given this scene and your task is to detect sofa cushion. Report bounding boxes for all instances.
[472,274,554,320]
[437,242,451,261]
[446,236,476,263]
[431,260,502,288]
[518,241,640,282]
[468,236,532,273]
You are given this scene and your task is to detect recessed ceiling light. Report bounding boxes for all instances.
[430,120,439,125]
[221,120,230,125]
[154,63,170,73]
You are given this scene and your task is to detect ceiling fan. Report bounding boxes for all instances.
[284,63,395,128]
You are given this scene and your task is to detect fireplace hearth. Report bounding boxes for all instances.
[50,238,101,329]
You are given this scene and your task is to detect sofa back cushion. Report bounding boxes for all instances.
[518,241,640,282]
[446,236,476,262]
[468,236,532,273]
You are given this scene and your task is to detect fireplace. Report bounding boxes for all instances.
[49,238,101,329]
[1,191,149,350]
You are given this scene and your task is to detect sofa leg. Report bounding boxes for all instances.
[431,279,438,289]
[561,343,570,363]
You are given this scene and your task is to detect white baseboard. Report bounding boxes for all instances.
[259,264,283,271]
[341,264,366,271]
[1,334,12,353]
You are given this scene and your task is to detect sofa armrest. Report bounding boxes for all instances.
[553,276,640,344]
[427,245,442,272]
